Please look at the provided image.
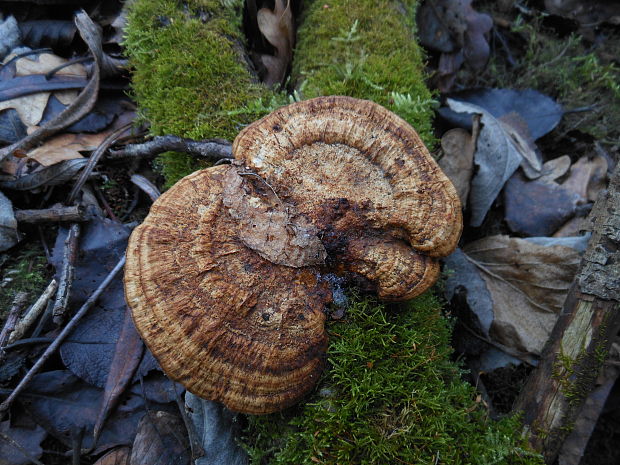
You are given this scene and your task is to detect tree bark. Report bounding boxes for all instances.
[514,164,620,463]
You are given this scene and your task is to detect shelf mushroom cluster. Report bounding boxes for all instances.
[124,96,462,414]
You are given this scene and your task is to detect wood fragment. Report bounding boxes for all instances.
[8,280,58,344]
[106,135,233,161]
[0,255,125,416]
[514,165,620,463]
[15,205,88,224]
[0,292,30,350]
[52,224,80,325]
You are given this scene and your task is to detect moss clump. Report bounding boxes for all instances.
[242,295,542,465]
[0,244,48,320]
[123,0,271,185]
[293,0,436,146]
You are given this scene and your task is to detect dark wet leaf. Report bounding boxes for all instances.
[185,392,248,465]
[0,109,26,144]
[20,370,173,452]
[94,307,145,442]
[0,74,88,102]
[447,98,522,226]
[545,0,620,28]
[0,158,87,190]
[439,88,563,140]
[19,20,77,50]
[0,420,47,465]
[130,411,190,465]
[39,96,123,134]
[438,124,478,208]
[504,172,582,236]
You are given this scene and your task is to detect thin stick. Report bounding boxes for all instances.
[8,280,58,344]
[0,256,126,415]
[52,224,80,325]
[107,135,233,161]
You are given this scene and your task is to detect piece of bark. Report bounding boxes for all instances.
[514,165,620,463]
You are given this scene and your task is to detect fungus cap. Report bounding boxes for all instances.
[233,96,462,299]
[125,97,462,414]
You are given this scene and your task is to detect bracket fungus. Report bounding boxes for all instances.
[124,96,462,414]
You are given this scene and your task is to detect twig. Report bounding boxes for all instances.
[0,293,30,349]
[106,135,233,161]
[92,183,119,222]
[15,204,89,224]
[52,224,80,325]
[0,255,126,416]
[8,280,58,344]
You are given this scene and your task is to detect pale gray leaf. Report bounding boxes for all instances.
[0,190,18,251]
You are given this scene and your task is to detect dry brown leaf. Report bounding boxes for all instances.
[94,447,131,465]
[499,112,542,179]
[26,132,107,166]
[130,412,190,465]
[438,122,478,207]
[0,53,87,126]
[464,235,580,354]
[561,155,608,203]
[257,0,294,86]
[222,165,326,267]
[538,155,572,184]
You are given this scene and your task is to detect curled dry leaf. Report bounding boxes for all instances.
[538,155,572,184]
[438,120,479,207]
[26,132,107,166]
[94,447,131,465]
[447,98,521,227]
[257,0,294,86]
[498,112,542,179]
[0,158,88,190]
[561,155,608,203]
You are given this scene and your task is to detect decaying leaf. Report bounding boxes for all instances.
[545,0,620,28]
[462,235,580,354]
[504,172,582,236]
[538,155,572,184]
[222,166,326,267]
[447,98,521,226]
[439,88,563,140]
[130,412,190,465]
[0,190,18,251]
[257,0,294,86]
[0,420,47,465]
[561,155,608,203]
[94,447,131,465]
[185,392,247,465]
[26,132,108,166]
[438,122,478,208]
[417,0,492,91]
[498,112,542,179]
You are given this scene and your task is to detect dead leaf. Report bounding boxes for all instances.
[561,155,608,203]
[463,235,580,354]
[185,392,248,465]
[538,155,572,184]
[26,132,109,166]
[94,306,145,444]
[0,420,47,465]
[0,158,88,190]
[130,412,190,465]
[545,0,620,28]
[94,447,131,465]
[447,98,522,227]
[0,190,18,251]
[257,0,294,86]
[222,166,326,267]
[504,171,582,236]
[438,122,479,207]
[499,112,542,179]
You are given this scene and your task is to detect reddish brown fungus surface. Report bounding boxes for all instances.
[124,96,462,414]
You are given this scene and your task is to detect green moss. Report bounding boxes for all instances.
[0,244,48,320]
[123,0,271,185]
[242,295,542,465]
[293,0,437,146]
